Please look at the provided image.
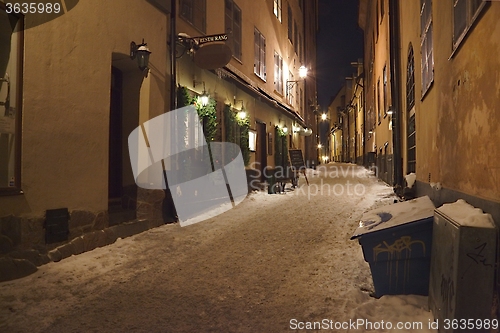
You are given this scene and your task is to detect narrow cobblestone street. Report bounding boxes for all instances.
[0,164,433,333]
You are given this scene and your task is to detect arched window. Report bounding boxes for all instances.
[406,44,416,174]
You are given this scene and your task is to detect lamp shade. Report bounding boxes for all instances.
[136,44,151,71]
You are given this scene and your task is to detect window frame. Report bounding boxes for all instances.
[420,0,434,97]
[254,28,266,81]
[0,3,23,195]
[273,0,282,22]
[377,78,381,125]
[452,0,486,52]
[274,52,283,95]
[180,0,206,34]
[225,0,242,61]
[383,64,388,117]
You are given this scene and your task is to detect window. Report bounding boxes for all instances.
[273,0,282,22]
[420,0,433,95]
[0,5,23,193]
[383,65,388,116]
[298,34,303,62]
[254,28,266,80]
[406,44,415,111]
[453,0,485,49]
[294,21,298,54]
[225,0,242,60]
[377,79,381,124]
[287,71,294,105]
[180,0,206,33]
[299,88,303,114]
[406,44,416,174]
[274,52,283,94]
[288,5,293,43]
[380,0,384,22]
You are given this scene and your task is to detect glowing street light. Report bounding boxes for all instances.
[298,65,308,78]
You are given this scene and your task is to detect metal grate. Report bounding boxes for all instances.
[45,208,69,244]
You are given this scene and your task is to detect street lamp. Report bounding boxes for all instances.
[130,39,151,76]
[286,65,308,98]
[194,80,209,106]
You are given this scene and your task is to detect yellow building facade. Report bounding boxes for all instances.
[176,0,318,178]
[0,0,318,279]
[359,0,500,319]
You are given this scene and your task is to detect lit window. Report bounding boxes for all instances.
[254,28,266,80]
[0,6,23,193]
[273,0,282,22]
[420,0,434,95]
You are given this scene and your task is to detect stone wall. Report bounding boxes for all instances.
[0,189,166,282]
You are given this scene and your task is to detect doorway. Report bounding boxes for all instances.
[108,65,137,225]
[256,121,267,181]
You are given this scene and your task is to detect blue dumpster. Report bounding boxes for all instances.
[351,196,435,298]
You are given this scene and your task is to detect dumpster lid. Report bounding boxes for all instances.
[351,196,435,239]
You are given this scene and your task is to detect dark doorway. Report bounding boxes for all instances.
[109,66,123,204]
[108,66,136,225]
[256,121,267,181]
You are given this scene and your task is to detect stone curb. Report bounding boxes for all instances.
[0,219,167,282]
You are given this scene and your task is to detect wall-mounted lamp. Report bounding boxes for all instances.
[194,80,209,106]
[282,125,288,134]
[130,39,151,76]
[286,65,308,97]
[387,106,394,115]
[234,99,247,119]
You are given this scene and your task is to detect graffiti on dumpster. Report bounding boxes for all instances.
[466,242,492,267]
[440,274,455,320]
[373,236,426,289]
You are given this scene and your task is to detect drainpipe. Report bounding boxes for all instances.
[162,0,179,223]
[389,0,403,187]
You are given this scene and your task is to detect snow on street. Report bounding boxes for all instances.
[0,163,435,332]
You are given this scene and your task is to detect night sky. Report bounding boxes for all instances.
[316,0,364,112]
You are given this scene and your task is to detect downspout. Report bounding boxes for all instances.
[389,0,403,187]
[162,0,178,223]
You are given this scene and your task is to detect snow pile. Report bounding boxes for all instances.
[437,199,495,228]
[352,196,435,238]
[405,173,416,188]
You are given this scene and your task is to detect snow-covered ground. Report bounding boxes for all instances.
[0,164,436,332]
